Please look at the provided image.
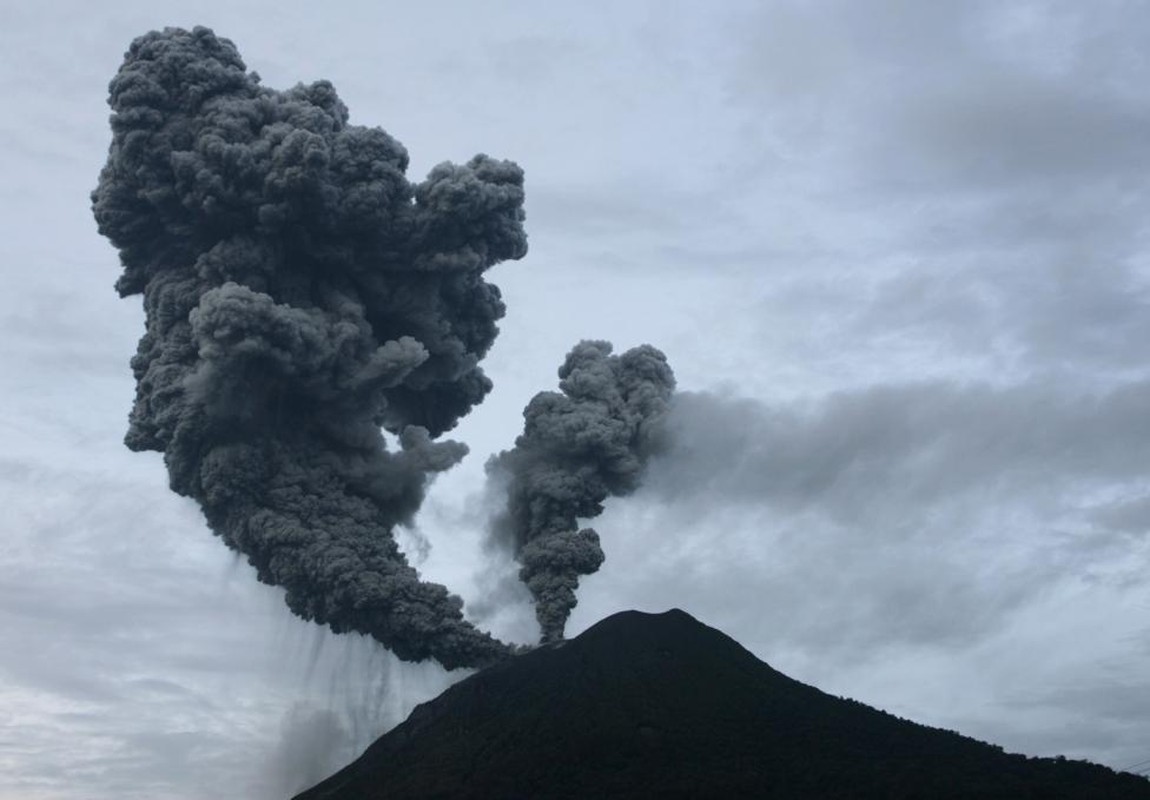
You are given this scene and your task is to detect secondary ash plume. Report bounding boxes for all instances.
[92,27,526,669]
[488,341,676,642]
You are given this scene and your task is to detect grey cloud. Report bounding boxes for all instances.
[580,500,1046,660]
[648,382,1150,522]
[882,72,1150,188]
[587,377,1150,657]
[842,223,1150,386]
[1011,679,1150,727]
[723,1,1150,385]
[731,1,1150,191]
[1093,496,1150,535]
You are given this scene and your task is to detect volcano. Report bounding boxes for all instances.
[293,609,1149,799]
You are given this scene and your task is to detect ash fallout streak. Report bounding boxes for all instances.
[92,26,673,668]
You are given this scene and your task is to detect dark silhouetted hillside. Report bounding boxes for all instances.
[294,609,1150,799]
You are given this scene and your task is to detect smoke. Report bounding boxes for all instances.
[91,27,526,669]
[487,341,676,642]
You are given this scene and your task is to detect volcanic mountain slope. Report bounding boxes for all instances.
[294,609,1150,799]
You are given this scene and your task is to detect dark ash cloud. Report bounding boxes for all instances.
[487,341,675,642]
[91,27,526,669]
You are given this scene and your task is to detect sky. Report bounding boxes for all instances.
[3,0,1150,797]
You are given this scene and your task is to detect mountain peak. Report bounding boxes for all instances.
[296,609,1150,799]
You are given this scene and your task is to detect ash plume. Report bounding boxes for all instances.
[488,341,676,642]
[91,27,526,669]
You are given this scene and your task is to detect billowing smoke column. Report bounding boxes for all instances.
[489,341,676,642]
[91,27,526,669]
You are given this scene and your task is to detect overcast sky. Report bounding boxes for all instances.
[4,1,1150,797]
